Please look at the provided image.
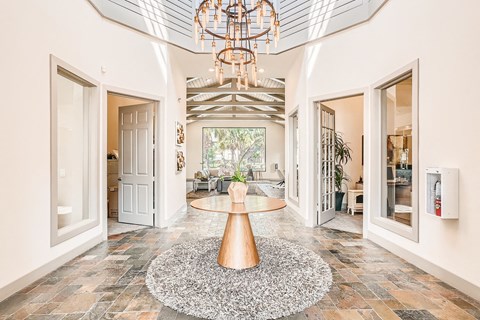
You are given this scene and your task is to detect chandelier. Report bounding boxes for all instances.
[193,0,280,89]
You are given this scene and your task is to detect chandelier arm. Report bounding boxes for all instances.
[217,47,255,65]
[195,0,276,41]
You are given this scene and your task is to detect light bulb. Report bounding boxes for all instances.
[252,64,257,86]
[270,11,275,29]
[231,57,236,73]
[214,15,218,30]
[245,74,249,90]
[202,7,207,26]
[266,38,270,55]
[219,68,224,85]
[215,61,219,80]
[200,34,205,51]
[275,20,280,39]
[229,21,234,39]
[274,31,278,48]
[253,42,258,60]
[194,29,199,45]
[237,72,242,90]
[217,0,222,23]
[240,53,244,73]
[256,2,261,25]
[235,25,240,42]
[251,0,255,9]
[238,0,242,18]
[212,41,216,60]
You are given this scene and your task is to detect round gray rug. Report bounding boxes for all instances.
[146,237,332,320]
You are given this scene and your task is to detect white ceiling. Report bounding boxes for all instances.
[87,0,388,54]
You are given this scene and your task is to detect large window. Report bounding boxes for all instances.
[289,110,299,203]
[371,61,419,242]
[50,56,100,246]
[202,127,266,172]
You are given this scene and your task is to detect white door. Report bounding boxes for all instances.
[118,104,155,226]
[317,104,336,225]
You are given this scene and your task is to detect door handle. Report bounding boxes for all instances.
[118,177,122,181]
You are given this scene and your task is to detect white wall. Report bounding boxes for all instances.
[285,0,480,298]
[0,0,185,300]
[186,121,285,181]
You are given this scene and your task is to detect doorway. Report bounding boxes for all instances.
[314,94,365,234]
[106,92,156,236]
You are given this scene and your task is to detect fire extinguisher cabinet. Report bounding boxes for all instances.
[425,168,459,219]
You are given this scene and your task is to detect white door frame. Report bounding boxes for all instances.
[307,88,368,235]
[101,85,165,240]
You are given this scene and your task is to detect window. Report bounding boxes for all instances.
[289,110,299,203]
[50,56,100,246]
[202,127,266,173]
[371,61,419,242]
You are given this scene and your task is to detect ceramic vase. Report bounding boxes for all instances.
[228,182,248,203]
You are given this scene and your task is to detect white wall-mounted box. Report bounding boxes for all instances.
[425,168,458,219]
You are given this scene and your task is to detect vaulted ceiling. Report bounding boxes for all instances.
[186,77,285,124]
[87,0,388,54]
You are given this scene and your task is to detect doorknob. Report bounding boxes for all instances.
[118,177,122,181]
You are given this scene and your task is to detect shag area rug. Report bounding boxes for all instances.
[146,237,332,320]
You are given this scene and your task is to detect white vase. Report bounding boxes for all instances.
[228,182,248,203]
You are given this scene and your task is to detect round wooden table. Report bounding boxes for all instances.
[190,196,286,269]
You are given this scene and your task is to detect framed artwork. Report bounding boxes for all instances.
[176,121,185,146]
[176,149,185,173]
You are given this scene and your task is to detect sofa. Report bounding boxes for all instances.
[216,176,232,193]
[193,169,219,192]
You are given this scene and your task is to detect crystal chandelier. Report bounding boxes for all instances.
[193,0,280,89]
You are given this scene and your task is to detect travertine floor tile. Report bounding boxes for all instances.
[0,203,479,319]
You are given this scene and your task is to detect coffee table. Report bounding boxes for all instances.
[190,196,286,269]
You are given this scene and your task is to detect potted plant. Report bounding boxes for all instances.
[334,132,352,211]
[227,169,248,203]
[226,142,258,203]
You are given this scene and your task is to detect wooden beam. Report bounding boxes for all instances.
[187,116,285,121]
[187,87,285,94]
[187,105,227,112]
[188,110,284,115]
[187,101,284,107]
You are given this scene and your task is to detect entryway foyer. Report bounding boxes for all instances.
[2,0,480,319]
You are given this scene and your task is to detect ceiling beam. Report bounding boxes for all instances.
[187,116,284,121]
[188,110,284,115]
[187,101,284,107]
[187,87,285,95]
[266,93,286,102]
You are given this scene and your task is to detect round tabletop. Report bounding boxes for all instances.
[190,196,286,214]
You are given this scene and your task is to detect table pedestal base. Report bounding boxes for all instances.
[217,213,260,269]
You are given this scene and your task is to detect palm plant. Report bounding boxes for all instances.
[334,132,352,192]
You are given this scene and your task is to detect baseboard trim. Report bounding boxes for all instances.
[285,205,305,225]
[162,203,188,228]
[0,234,103,303]
[368,231,480,301]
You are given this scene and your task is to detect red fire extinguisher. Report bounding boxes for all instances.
[434,181,441,217]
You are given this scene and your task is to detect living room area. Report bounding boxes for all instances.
[184,77,286,202]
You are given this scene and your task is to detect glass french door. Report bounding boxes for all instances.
[317,104,336,225]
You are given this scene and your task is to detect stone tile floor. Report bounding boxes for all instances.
[108,218,147,237]
[322,211,363,235]
[1,205,480,320]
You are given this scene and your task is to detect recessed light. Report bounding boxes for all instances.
[258,68,265,73]
[208,68,215,72]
